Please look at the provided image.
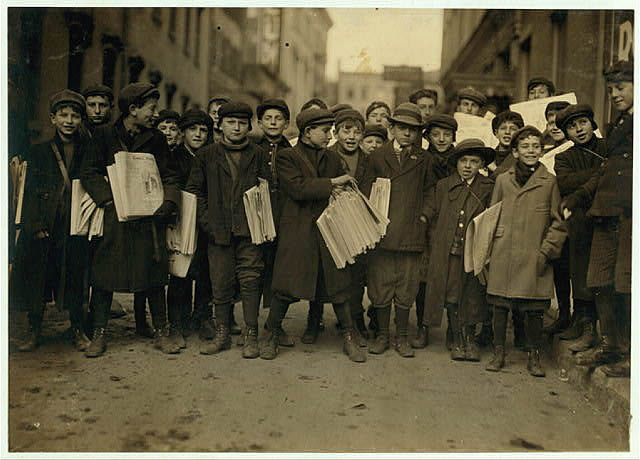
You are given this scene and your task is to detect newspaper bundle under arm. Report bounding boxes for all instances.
[167,190,198,277]
[70,179,104,240]
[464,202,502,284]
[243,178,276,245]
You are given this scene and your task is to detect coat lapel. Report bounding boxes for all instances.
[519,165,548,194]
[215,145,232,177]
[382,143,400,174]
[394,145,423,179]
[131,130,155,152]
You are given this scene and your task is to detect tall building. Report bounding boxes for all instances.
[440,9,634,124]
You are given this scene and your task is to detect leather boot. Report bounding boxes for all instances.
[394,308,414,357]
[475,321,493,348]
[527,349,546,377]
[134,298,154,339]
[352,328,369,348]
[367,306,378,337]
[411,325,429,349]
[513,310,526,349]
[85,328,107,358]
[354,313,370,340]
[575,336,620,367]
[542,304,571,335]
[169,323,186,350]
[200,323,231,355]
[559,300,587,340]
[343,331,367,362]
[229,309,242,335]
[369,306,391,354]
[154,324,181,354]
[18,314,42,352]
[602,356,630,378]
[302,302,321,344]
[486,345,505,372]
[72,327,91,352]
[199,319,216,340]
[568,319,597,352]
[449,310,465,361]
[260,329,279,360]
[242,327,259,359]
[464,325,480,361]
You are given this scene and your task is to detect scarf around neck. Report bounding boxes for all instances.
[221,138,249,151]
[515,160,541,186]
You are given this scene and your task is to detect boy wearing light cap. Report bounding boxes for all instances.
[362,102,436,358]
[16,89,91,352]
[456,87,486,117]
[81,82,181,357]
[562,60,633,377]
[187,102,269,359]
[260,108,366,363]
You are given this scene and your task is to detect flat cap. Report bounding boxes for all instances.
[179,108,213,132]
[296,108,335,132]
[409,88,438,105]
[457,87,487,107]
[527,77,556,94]
[365,101,391,119]
[257,98,290,120]
[330,103,353,115]
[555,104,597,134]
[217,101,253,120]
[452,138,495,164]
[491,110,524,132]
[301,98,328,111]
[544,101,571,119]
[49,89,86,114]
[363,123,388,141]
[335,108,365,128]
[155,109,181,126]
[82,84,114,102]
[424,114,458,133]
[208,94,231,106]
[118,82,160,113]
[510,125,543,149]
[389,102,423,127]
[604,60,633,82]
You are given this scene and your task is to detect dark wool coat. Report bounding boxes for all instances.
[255,135,292,228]
[172,144,197,189]
[13,133,90,311]
[80,119,180,292]
[491,149,517,178]
[423,173,495,327]
[554,136,607,301]
[186,142,269,246]
[270,141,352,301]
[361,141,436,252]
[487,166,568,300]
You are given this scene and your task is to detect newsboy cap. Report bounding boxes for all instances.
[527,77,556,95]
[555,104,598,135]
[208,94,231,107]
[457,87,487,107]
[604,60,633,83]
[335,108,365,128]
[510,125,543,149]
[365,101,391,120]
[118,83,160,114]
[491,110,524,132]
[330,103,353,116]
[424,114,458,133]
[389,102,423,128]
[451,138,495,165]
[179,108,214,132]
[257,98,290,121]
[362,123,388,141]
[49,89,86,114]
[82,84,114,103]
[544,101,571,119]
[217,101,253,121]
[296,108,335,132]
[154,109,181,127]
[409,88,438,106]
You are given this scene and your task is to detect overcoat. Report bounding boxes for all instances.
[554,137,606,300]
[13,133,89,311]
[80,119,180,292]
[486,165,567,300]
[255,135,292,228]
[270,141,351,301]
[361,141,435,252]
[423,173,495,327]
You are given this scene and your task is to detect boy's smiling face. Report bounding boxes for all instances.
[157,120,181,147]
[305,123,333,148]
[336,121,363,153]
[545,112,566,143]
[607,81,633,112]
[513,134,543,166]
[428,126,454,153]
[495,121,520,149]
[565,116,594,145]
[50,104,82,139]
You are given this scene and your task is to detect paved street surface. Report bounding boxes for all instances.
[8,294,629,453]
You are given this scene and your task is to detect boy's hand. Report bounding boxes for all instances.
[154,200,178,223]
[536,253,548,277]
[562,208,572,220]
[331,175,355,187]
[35,230,49,240]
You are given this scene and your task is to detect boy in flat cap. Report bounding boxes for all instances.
[362,102,436,358]
[254,98,296,347]
[81,82,180,357]
[186,101,269,359]
[288,98,328,148]
[260,108,366,363]
[155,109,182,152]
[360,124,387,155]
[423,139,495,361]
[16,89,91,352]
[527,77,556,100]
[485,126,567,377]
[487,110,524,178]
[207,95,231,143]
[542,101,571,152]
[551,104,606,349]
[410,89,438,124]
[82,84,114,134]
[165,109,214,349]
[456,87,486,117]
[562,60,633,377]
[366,101,392,130]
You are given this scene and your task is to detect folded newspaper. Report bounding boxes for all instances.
[317,185,390,269]
[167,191,198,277]
[369,177,391,219]
[10,157,27,226]
[243,178,276,245]
[107,151,164,222]
[70,179,104,240]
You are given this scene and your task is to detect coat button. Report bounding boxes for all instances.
[460,210,465,215]
[618,171,622,176]
[458,223,464,228]
[623,153,629,158]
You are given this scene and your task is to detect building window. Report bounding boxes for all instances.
[151,8,162,26]
[169,8,176,42]
[347,88,354,99]
[183,8,191,56]
[194,8,203,67]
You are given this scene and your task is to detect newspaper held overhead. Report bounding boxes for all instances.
[317,185,390,269]
[539,141,574,175]
[453,112,499,148]
[107,151,164,222]
[70,179,103,240]
[509,93,578,133]
[167,191,198,278]
[243,178,276,245]
[369,177,391,219]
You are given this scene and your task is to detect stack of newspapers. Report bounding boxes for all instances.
[107,151,164,222]
[317,185,390,269]
[243,178,276,244]
[167,191,198,277]
[369,177,391,219]
[70,179,104,240]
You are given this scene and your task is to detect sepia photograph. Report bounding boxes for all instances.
[2,3,637,457]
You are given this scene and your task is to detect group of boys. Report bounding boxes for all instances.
[11,59,632,378]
